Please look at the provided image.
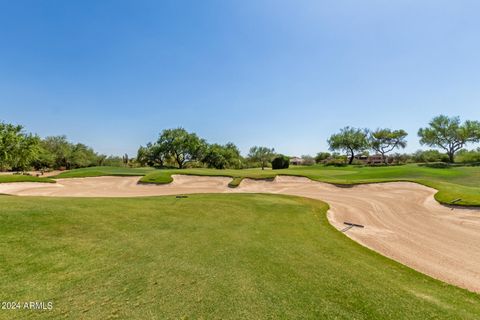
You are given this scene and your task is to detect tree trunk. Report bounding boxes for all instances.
[348,151,354,165]
[448,151,455,163]
[382,152,387,165]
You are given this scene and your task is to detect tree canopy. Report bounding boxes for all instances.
[369,128,408,163]
[157,128,206,169]
[418,115,480,162]
[0,122,40,171]
[327,127,369,164]
[202,143,242,169]
[248,146,275,170]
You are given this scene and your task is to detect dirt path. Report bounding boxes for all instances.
[1,175,479,293]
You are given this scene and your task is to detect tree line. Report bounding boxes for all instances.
[327,115,480,164]
[0,123,123,172]
[136,128,276,170]
[1,114,479,172]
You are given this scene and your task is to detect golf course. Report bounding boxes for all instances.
[1,162,480,319]
[2,1,480,318]
[1,192,479,319]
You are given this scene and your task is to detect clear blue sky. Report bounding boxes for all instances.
[1,0,479,156]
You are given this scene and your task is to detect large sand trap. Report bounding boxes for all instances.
[1,175,479,293]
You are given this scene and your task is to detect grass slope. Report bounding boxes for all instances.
[0,194,478,319]
[0,175,55,184]
[53,166,154,179]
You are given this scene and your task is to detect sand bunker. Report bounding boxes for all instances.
[1,175,479,293]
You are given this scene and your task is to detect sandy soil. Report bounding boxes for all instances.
[0,175,479,293]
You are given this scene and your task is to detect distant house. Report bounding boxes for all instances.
[366,154,392,165]
[290,157,304,165]
[353,154,391,165]
[354,155,368,162]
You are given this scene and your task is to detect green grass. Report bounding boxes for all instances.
[53,166,155,179]
[0,175,55,184]
[0,194,478,319]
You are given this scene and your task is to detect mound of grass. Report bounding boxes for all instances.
[0,194,478,319]
[0,175,55,184]
[53,166,154,179]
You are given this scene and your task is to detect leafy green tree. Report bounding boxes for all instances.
[42,135,73,169]
[202,143,242,169]
[327,127,369,164]
[13,134,41,171]
[139,142,170,167]
[157,128,206,169]
[248,146,275,170]
[0,122,40,171]
[0,122,23,171]
[369,128,408,164]
[32,145,55,169]
[70,143,98,168]
[136,146,150,167]
[418,115,480,162]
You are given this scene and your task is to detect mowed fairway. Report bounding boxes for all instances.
[0,194,479,319]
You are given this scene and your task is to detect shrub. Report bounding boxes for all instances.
[315,152,331,163]
[412,150,449,163]
[456,148,480,163]
[301,155,315,166]
[272,155,290,169]
[419,162,451,169]
[324,158,347,167]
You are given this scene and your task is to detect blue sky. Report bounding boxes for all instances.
[1,0,479,156]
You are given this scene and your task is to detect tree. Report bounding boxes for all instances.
[369,128,408,164]
[137,142,168,167]
[202,143,242,169]
[13,134,41,171]
[418,115,480,162]
[0,122,23,171]
[42,135,73,169]
[157,128,206,169]
[327,127,369,164]
[248,146,275,170]
[0,122,40,171]
[70,143,98,168]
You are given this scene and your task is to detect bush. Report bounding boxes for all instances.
[456,148,480,163]
[412,150,449,163]
[301,155,315,166]
[419,162,451,169]
[315,152,331,163]
[324,158,347,167]
[272,155,290,169]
